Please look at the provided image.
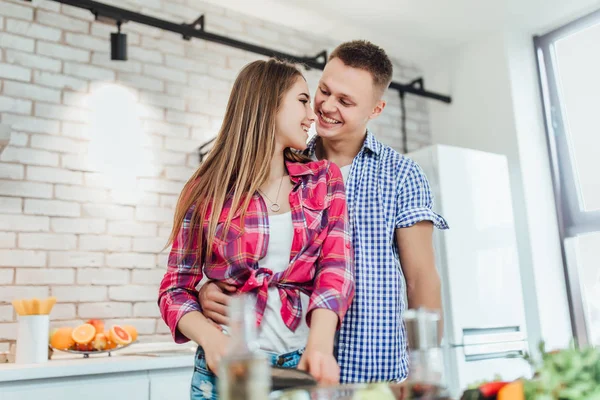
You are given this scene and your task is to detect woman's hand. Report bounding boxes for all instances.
[177,311,230,375]
[298,346,340,385]
[298,308,340,384]
[202,331,230,375]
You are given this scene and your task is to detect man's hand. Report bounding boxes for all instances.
[198,281,236,326]
[297,347,340,385]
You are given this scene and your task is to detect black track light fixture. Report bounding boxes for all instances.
[111,21,127,61]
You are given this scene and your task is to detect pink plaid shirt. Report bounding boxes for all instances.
[158,159,355,344]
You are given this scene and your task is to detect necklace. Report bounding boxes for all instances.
[259,175,285,212]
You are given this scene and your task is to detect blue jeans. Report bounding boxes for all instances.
[190,346,304,400]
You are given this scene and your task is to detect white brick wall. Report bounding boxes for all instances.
[133,302,161,318]
[0,0,432,345]
[106,253,156,268]
[37,41,90,62]
[27,166,83,184]
[77,268,129,285]
[0,232,16,248]
[0,164,24,180]
[1,2,34,20]
[0,286,49,302]
[2,114,60,136]
[34,71,89,92]
[0,215,49,232]
[50,251,104,267]
[24,199,81,217]
[50,303,77,320]
[0,269,15,285]
[79,302,132,319]
[0,249,46,267]
[0,197,22,214]
[5,50,62,73]
[5,19,62,41]
[0,181,53,198]
[0,64,32,82]
[35,10,89,33]
[51,285,107,302]
[0,32,35,52]
[0,305,14,323]
[16,268,75,284]
[109,285,157,302]
[0,96,32,115]
[1,146,60,165]
[18,233,77,250]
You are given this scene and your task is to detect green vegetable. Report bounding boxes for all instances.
[523,341,600,400]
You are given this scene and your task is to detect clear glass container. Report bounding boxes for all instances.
[404,308,446,389]
[218,294,271,400]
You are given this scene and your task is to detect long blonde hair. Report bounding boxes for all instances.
[167,59,308,261]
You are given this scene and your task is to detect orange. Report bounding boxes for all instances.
[104,330,117,349]
[71,323,96,344]
[92,333,107,351]
[497,380,524,400]
[74,342,93,351]
[109,325,132,345]
[86,319,104,334]
[50,327,75,350]
[122,325,138,342]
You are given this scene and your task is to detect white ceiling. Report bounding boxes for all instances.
[201,0,600,65]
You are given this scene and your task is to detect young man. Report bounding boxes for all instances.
[197,40,448,383]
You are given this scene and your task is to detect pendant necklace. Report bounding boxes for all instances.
[259,175,285,212]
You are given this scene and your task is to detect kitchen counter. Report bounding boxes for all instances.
[0,342,197,400]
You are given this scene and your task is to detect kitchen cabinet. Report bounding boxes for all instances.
[149,369,194,400]
[1,372,150,400]
[0,352,195,400]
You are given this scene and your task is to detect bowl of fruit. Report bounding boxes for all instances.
[49,319,138,358]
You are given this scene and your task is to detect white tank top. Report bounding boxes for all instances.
[255,211,309,353]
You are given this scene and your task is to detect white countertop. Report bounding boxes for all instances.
[0,342,196,383]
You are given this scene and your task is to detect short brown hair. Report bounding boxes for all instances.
[329,40,393,95]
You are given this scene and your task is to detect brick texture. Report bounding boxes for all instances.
[0,0,431,343]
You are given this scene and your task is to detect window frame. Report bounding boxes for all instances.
[534,7,600,347]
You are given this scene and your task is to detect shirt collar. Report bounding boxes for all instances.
[304,129,381,159]
[285,159,317,178]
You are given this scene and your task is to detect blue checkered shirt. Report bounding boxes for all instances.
[306,130,448,383]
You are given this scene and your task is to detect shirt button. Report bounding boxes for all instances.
[345,243,351,249]
[295,228,301,233]
[317,200,323,206]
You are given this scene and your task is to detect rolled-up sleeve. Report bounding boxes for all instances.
[307,162,355,329]
[157,206,204,343]
[395,162,449,230]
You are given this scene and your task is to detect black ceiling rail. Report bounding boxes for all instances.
[24,0,452,158]
[30,0,330,70]
[28,0,452,103]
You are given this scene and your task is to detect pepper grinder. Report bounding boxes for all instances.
[404,308,446,389]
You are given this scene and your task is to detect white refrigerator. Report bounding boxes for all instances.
[408,145,533,398]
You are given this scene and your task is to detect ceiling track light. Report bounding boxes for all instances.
[110,21,127,61]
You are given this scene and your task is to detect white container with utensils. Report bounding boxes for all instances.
[16,315,49,364]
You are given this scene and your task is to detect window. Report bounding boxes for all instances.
[535,8,600,347]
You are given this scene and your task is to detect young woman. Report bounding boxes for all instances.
[158,59,355,399]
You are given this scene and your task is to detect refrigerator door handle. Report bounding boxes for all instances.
[461,341,527,362]
[462,327,526,345]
